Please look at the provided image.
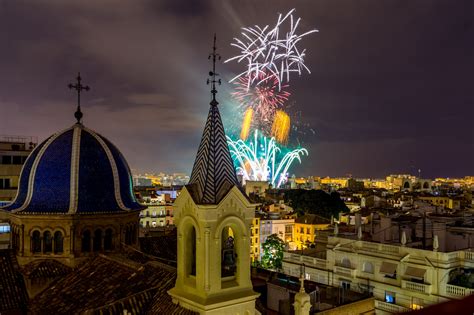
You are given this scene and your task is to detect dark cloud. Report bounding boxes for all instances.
[0,0,472,178]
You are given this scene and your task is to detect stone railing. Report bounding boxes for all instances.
[283,252,327,270]
[446,284,474,298]
[334,265,356,278]
[464,251,474,261]
[401,280,432,294]
[375,300,409,313]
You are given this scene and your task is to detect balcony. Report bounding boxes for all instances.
[446,284,474,298]
[334,265,356,278]
[401,280,432,294]
[284,252,327,270]
[375,300,409,313]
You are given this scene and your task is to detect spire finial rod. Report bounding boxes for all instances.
[207,33,221,106]
[68,72,90,124]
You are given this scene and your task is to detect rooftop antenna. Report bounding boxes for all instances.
[68,73,90,124]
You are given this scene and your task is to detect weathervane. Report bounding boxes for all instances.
[207,34,221,106]
[68,73,90,124]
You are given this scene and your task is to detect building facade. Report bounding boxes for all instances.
[293,214,330,249]
[282,236,474,314]
[0,136,36,202]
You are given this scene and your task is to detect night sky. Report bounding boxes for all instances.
[0,0,472,178]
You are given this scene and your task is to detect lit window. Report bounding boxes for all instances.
[412,298,423,310]
[152,221,156,227]
[385,291,396,304]
[0,224,10,233]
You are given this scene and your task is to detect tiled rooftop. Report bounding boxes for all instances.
[29,254,193,314]
[0,249,29,313]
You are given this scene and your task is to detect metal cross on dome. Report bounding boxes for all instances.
[68,73,90,124]
[207,34,222,106]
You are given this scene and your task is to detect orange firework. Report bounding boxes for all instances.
[271,110,291,144]
[240,108,253,141]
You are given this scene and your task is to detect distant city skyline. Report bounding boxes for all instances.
[0,1,472,179]
[131,169,472,180]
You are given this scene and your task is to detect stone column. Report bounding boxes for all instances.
[20,224,25,256]
[204,227,210,291]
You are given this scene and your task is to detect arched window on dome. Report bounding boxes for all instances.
[54,231,63,254]
[43,231,53,253]
[31,230,41,253]
[104,229,113,251]
[93,229,102,252]
[221,226,237,278]
[82,230,91,252]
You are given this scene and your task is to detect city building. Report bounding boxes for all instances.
[250,216,261,263]
[0,135,37,202]
[282,212,474,314]
[260,216,294,246]
[140,202,174,228]
[293,214,331,249]
[244,180,269,198]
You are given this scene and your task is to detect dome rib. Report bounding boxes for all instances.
[13,127,73,213]
[68,126,81,213]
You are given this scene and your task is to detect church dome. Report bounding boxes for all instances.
[2,123,144,214]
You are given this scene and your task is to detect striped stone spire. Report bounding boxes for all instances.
[187,35,239,204]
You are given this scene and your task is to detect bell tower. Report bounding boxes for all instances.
[168,35,259,314]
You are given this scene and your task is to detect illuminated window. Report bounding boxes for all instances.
[385,291,396,304]
[0,224,10,233]
[412,297,423,310]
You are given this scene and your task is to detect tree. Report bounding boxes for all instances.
[261,234,285,270]
[284,189,348,218]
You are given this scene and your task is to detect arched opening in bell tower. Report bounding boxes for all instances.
[221,226,237,278]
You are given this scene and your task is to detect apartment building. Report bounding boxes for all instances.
[282,235,474,314]
[0,135,36,202]
[250,217,260,263]
[293,214,330,249]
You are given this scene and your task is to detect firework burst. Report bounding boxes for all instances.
[225,9,318,89]
[232,71,290,125]
[227,130,307,188]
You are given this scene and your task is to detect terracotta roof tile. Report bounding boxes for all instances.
[0,249,29,313]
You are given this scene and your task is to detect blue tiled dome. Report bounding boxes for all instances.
[2,124,144,214]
